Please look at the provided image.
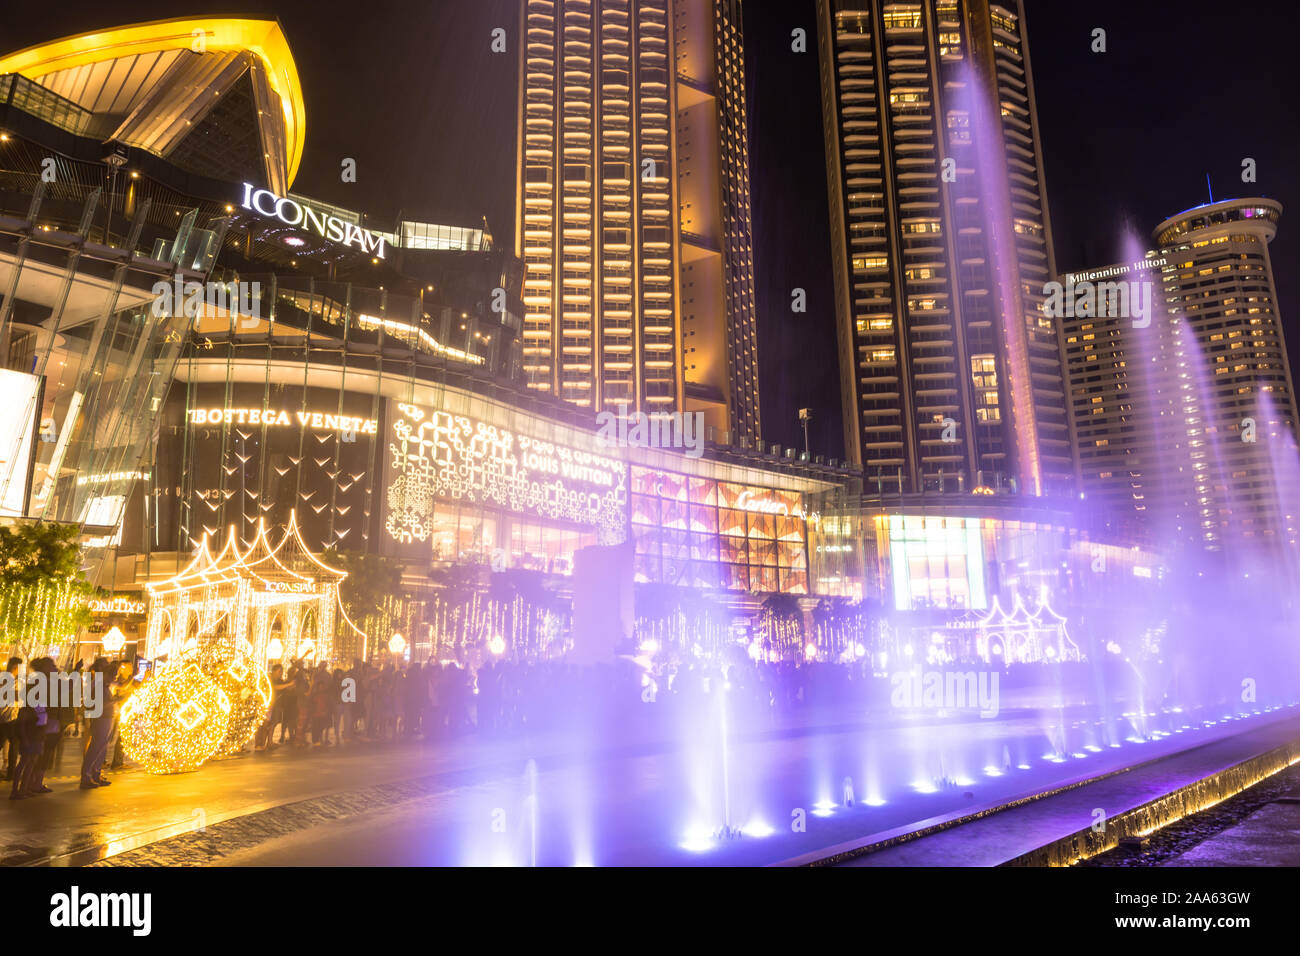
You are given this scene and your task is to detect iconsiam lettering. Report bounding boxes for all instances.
[241,183,387,258]
[385,404,627,544]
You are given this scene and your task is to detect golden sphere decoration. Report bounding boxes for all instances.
[118,662,232,774]
[184,643,273,755]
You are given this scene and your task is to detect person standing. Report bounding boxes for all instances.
[79,659,115,788]
[10,657,51,799]
[1,657,21,780]
[107,661,134,771]
[280,661,301,744]
[309,664,331,746]
[255,664,292,751]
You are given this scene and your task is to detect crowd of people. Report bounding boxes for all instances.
[0,650,926,796]
[2,655,135,799]
[252,659,479,748]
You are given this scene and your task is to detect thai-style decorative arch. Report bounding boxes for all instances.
[143,512,365,664]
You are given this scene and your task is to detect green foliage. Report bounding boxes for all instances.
[0,522,94,653]
[0,522,89,588]
[321,548,404,624]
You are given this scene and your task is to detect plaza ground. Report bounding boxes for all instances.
[3,701,1298,866]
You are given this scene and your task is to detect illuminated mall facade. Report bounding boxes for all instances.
[0,16,1167,667]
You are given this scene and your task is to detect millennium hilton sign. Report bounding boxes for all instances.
[241,183,388,259]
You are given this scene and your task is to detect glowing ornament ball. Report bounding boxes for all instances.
[184,642,273,755]
[118,663,232,774]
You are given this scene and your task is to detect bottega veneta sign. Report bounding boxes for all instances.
[187,406,378,435]
[241,183,387,259]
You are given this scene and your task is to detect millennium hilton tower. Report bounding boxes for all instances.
[816,0,1075,496]
[1063,199,1300,554]
[515,0,761,440]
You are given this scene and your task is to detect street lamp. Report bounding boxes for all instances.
[388,632,407,656]
[101,626,126,655]
[798,408,813,457]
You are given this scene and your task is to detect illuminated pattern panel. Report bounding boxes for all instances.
[631,466,809,593]
[385,402,628,545]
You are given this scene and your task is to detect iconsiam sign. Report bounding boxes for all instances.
[385,404,628,545]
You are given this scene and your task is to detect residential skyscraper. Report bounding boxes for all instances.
[816,0,1074,496]
[515,0,761,441]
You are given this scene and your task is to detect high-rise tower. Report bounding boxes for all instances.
[1061,198,1299,554]
[816,0,1074,495]
[515,0,761,440]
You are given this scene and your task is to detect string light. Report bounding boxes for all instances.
[101,626,126,654]
[183,642,272,755]
[118,662,232,774]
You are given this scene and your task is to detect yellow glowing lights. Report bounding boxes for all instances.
[388,632,407,655]
[118,663,232,774]
[189,643,273,756]
[101,626,126,654]
[0,18,307,186]
[119,646,273,772]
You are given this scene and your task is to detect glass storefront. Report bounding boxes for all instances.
[630,467,810,594]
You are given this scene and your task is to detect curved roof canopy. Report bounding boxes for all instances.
[0,17,305,192]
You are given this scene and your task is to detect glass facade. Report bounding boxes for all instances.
[0,187,208,587]
[630,466,809,594]
[809,504,1165,615]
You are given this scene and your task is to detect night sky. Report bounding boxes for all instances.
[4,0,1296,460]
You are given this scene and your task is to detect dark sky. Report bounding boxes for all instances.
[5,1,1297,460]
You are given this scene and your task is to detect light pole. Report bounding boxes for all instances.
[798,408,813,457]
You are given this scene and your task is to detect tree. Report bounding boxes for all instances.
[0,522,90,587]
[0,521,94,657]
[321,548,404,625]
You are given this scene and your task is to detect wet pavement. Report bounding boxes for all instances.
[5,703,1298,867]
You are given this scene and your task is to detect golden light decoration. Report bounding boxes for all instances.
[388,632,406,655]
[267,636,284,660]
[101,625,126,654]
[118,663,232,774]
[184,643,273,755]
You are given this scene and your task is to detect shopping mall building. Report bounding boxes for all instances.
[0,18,1163,667]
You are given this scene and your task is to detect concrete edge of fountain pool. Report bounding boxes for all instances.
[781,712,1300,868]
